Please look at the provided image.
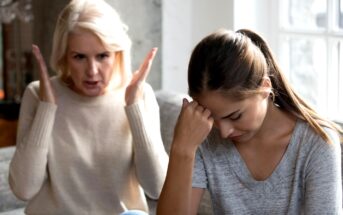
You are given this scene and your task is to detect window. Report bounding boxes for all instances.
[275,0,343,122]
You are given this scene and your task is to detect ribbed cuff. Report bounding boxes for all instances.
[125,101,152,148]
[26,102,57,149]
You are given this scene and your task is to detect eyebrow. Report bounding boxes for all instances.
[70,50,110,54]
[70,51,84,55]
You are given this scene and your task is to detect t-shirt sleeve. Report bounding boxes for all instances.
[192,146,208,189]
[304,128,342,214]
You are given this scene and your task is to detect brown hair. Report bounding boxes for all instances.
[188,28,342,143]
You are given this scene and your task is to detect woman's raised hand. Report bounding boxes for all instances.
[125,48,158,106]
[172,99,214,155]
[32,44,56,104]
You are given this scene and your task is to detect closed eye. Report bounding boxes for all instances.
[230,113,242,121]
[221,110,242,121]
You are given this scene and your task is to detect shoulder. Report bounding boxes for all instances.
[295,120,340,146]
[143,83,154,95]
[22,80,40,100]
[294,120,341,161]
[26,80,40,92]
[198,128,231,157]
[24,76,61,94]
[142,83,158,104]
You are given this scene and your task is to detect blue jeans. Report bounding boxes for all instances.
[120,210,148,215]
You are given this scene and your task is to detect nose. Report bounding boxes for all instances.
[215,120,234,139]
[86,59,98,77]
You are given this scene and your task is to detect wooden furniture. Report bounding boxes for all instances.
[0,101,20,148]
[0,118,17,148]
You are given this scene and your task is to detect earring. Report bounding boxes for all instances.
[270,89,275,102]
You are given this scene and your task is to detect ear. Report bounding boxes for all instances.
[260,77,272,99]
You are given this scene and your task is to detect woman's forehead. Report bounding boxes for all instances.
[196,90,259,118]
[196,91,240,111]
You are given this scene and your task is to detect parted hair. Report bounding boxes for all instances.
[188,28,342,143]
[50,0,132,87]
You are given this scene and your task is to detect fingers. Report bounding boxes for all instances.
[173,98,213,150]
[182,98,189,107]
[135,47,158,84]
[183,98,212,118]
[32,44,56,103]
[32,44,48,78]
[203,108,212,118]
[125,48,158,105]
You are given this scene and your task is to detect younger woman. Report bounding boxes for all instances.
[157,29,342,214]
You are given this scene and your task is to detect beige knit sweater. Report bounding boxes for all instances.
[9,76,168,214]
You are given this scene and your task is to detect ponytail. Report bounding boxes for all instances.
[237,29,342,144]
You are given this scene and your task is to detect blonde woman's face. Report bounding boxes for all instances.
[66,29,116,97]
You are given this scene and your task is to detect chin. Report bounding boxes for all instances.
[81,89,105,97]
[231,132,254,143]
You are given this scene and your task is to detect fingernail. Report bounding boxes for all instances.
[32,44,38,53]
[182,98,188,106]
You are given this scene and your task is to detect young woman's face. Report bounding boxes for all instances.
[66,29,116,97]
[196,90,269,143]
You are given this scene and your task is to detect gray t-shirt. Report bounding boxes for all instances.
[192,120,342,214]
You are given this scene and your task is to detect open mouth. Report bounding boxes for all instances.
[83,80,99,88]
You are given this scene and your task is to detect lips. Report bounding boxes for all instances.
[83,80,100,88]
[229,134,244,141]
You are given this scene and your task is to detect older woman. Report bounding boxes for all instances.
[9,0,168,214]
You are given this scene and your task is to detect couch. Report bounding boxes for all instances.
[0,90,213,215]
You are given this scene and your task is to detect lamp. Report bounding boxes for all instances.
[0,0,33,23]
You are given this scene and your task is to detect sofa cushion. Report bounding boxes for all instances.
[155,90,185,154]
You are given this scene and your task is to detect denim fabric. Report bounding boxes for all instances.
[120,210,148,215]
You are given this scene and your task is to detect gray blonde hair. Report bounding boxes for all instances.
[50,0,132,87]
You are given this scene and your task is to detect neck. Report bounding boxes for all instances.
[251,100,296,145]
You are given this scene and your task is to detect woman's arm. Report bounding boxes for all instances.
[9,46,57,200]
[156,99,213,215]
[157,144,204,215]
[9,83,57,200]
[124,48,169,198]
[125,84,169,199]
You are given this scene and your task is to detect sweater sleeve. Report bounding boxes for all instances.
[304,129,342,214]
[8,82,57,201]
[125,84,169,199]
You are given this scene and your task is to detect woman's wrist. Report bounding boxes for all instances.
[170,140,197,160]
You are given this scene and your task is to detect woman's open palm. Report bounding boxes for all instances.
[32,44,56,104]
[125,48,157,106]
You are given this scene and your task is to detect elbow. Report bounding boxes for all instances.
[9,174,39,201]
[146,189,162,200]
[143,181,162,200]
[145,177,166,200]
